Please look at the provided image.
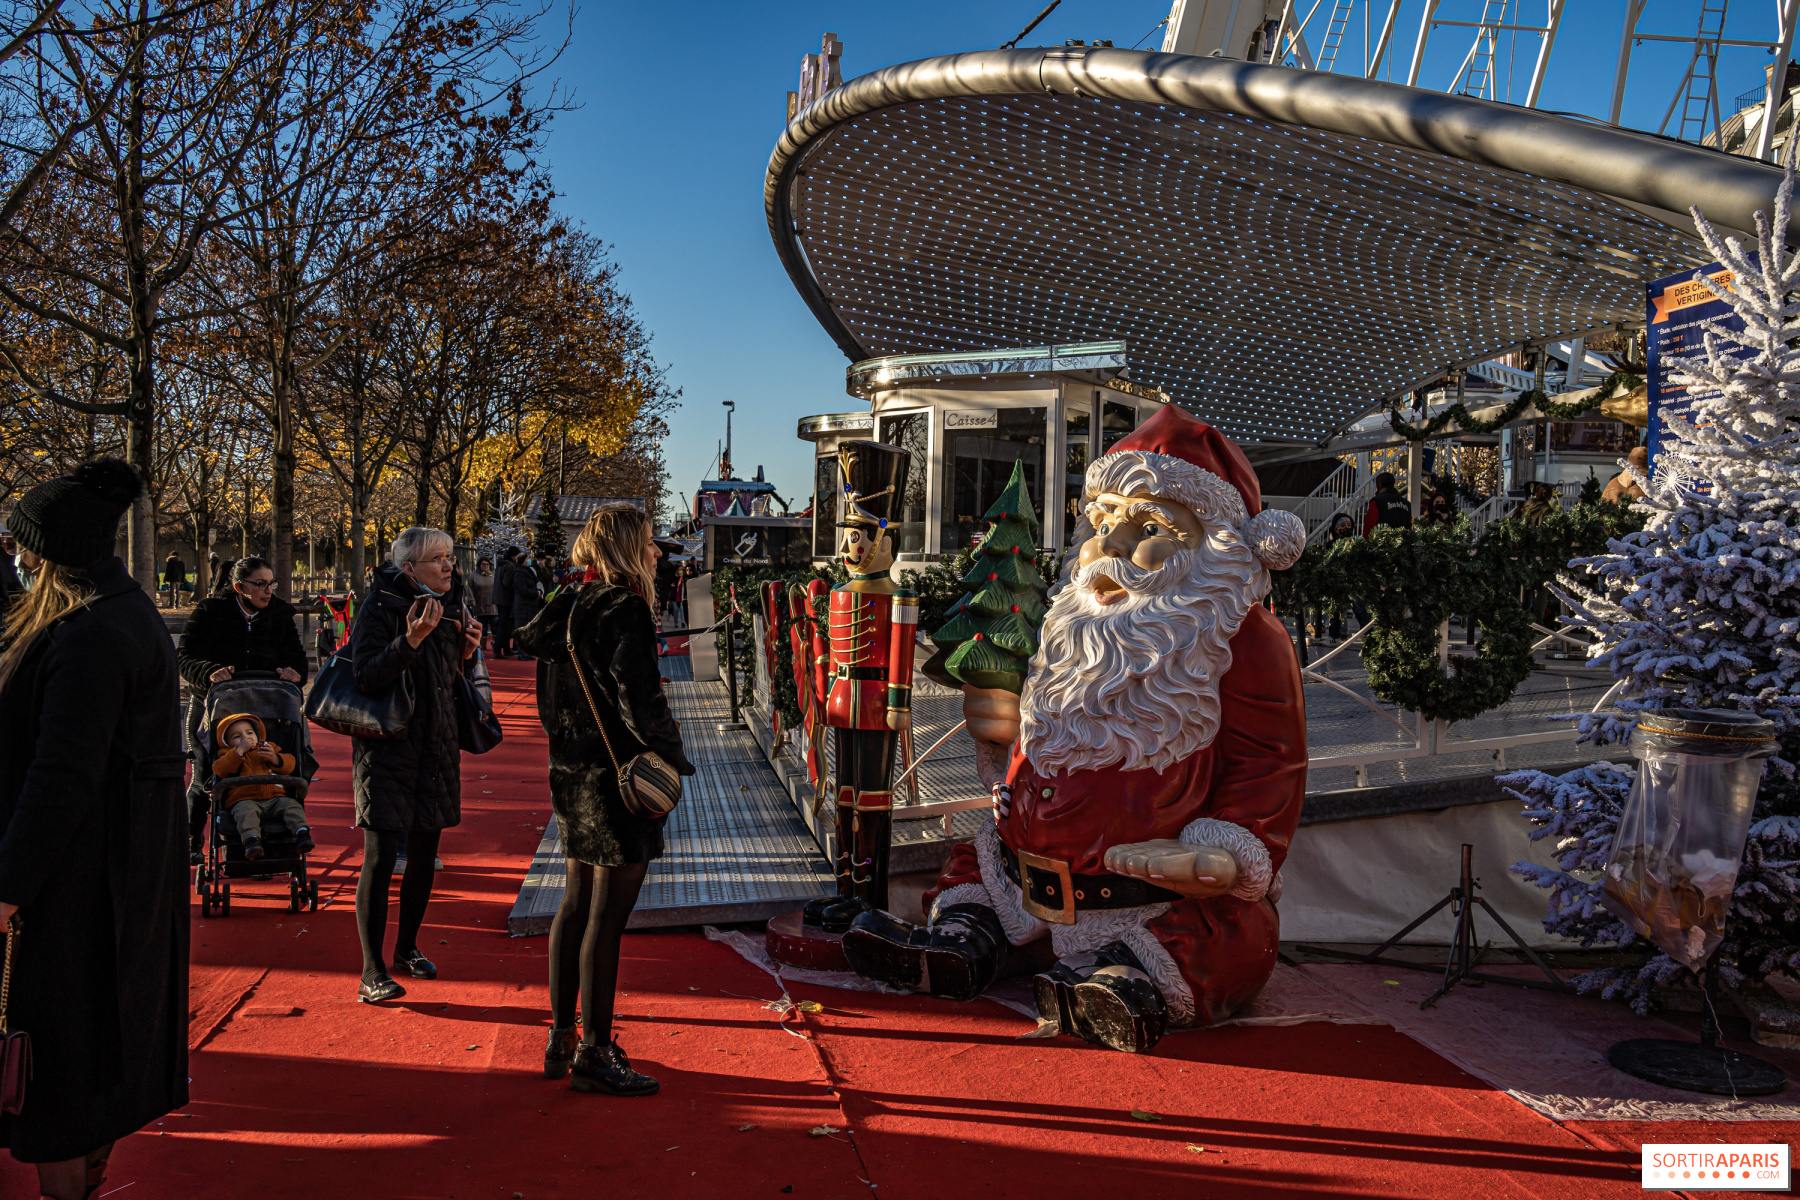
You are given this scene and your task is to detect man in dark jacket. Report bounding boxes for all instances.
[0,460,187,1190]
[510,553,546,659]
[1362,472,1413,534]
[491,548,519,657]
[176,557,309,857]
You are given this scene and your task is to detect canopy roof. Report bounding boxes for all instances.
[766,47,1787,447]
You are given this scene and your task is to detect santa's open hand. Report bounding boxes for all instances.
[1103,839,1238,899]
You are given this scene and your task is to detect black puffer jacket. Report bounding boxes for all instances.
[176,592,308,693]
[517,583,694,866]
[349,564,469,833]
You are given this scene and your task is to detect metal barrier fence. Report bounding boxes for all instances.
[742,583,1615,831]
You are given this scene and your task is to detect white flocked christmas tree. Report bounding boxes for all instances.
[1504,167,1800,1009]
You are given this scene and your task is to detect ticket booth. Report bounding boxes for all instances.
[797,341,1165,562]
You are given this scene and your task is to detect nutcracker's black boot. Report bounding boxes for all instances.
[841,904,1006,1001]
[1032,941,1169,1054]
[802,892,869,933]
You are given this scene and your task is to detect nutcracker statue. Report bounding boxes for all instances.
[842,406,1310,1053]
[796,439,918,935]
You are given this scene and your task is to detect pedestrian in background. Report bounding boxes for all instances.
[1362,471,1412,533]
[492,548,520,657]
[161,551,186,607]
[510,552,547,659]
[469,556,499,652]
[1324,513,1369,641]
[0,459,188,1199]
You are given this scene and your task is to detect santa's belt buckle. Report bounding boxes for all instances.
[1014,848,1078,925]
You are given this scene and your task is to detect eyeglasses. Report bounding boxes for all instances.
[241,578,275,591]
[412,555,455,567]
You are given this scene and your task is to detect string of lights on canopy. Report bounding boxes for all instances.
[766,47,1791,448]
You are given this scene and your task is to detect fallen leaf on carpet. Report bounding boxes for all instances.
[1382,979,1401,987]
[665,1146,679,1152]
[465,1044,479,1051]
[808,1125,840,1137]
[736,1123,758,1132]
[1130,1109,1164,1122]
[796,1000,823,1013]
[1185,1144,1212,1154]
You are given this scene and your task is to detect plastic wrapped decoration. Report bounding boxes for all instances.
[1600,709,1776,972]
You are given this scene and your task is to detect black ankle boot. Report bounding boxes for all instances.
[1032,947,1170,1054]
[544,1026,578,1079]
[570,1040,659,1097]
[841,904,1007,1001]
[801,893,870,934]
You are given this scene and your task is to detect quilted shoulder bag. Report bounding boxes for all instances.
[565,601,681,820]
[0,915,31,1116]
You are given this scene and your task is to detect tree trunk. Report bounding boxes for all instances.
[120,12,157,590]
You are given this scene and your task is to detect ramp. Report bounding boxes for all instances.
[508,664,833,935]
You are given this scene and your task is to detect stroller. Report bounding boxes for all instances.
[193,672,322,916]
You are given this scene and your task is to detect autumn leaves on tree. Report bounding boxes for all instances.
[931,461,1048,693]
[0,0,676,589]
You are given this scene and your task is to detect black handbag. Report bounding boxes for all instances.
[305,647,414,740]
[454,648,503,754]
[0,915,29,1116]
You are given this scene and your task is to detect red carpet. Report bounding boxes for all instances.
[2,660,1788,1198]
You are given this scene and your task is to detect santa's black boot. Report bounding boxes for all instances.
[841,904,1007,1001]
[1032,942,1170,1053]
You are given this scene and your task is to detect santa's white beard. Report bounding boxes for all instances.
[1018,538,1263,775]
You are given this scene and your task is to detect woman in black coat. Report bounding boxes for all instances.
[350,527,480,1004]
[517,503,694,1097]
[176,556,309,856]
[0,461,187,1199]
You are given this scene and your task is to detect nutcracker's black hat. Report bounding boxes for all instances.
[835,440,910,532]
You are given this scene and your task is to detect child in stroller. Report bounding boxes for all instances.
[194,673,321,916]
[212,713,314,859]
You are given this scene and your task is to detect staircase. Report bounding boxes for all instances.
[1675,0,1731,144]
[1457,0,1509,100]
[1315,0,1357,74]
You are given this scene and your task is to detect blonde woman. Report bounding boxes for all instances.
[0,460,187,1199]
[516,503,694,1096]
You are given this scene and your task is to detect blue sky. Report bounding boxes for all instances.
[539,1,1788,513]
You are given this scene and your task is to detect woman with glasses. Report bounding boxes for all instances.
[349,527,480,1003]
[176,556,309,860]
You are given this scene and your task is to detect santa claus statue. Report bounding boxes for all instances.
[842,405,1309,1053]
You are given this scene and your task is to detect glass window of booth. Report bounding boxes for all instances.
[1063,402,1093,546]
[877,412,929,555]
[941,407,1046,554]
[1101,399,1137,451]
[812,453,839,559]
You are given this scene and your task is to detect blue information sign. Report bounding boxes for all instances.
[1645,259,1756,479]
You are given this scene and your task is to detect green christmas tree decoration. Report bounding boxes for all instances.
[534,491,567,560]
[931,460,1049,692]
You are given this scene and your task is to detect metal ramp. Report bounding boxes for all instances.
[506,661,833,935]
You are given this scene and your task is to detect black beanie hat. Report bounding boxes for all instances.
[8,458,143,567]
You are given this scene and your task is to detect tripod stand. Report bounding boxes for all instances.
[1298,843,1565,1009]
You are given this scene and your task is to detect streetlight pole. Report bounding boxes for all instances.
[721,400,736,480]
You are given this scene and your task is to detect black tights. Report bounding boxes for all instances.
[548,859,647,1047]
[356,828,442,981]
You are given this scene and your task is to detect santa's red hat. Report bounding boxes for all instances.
[1086,406,1307,570]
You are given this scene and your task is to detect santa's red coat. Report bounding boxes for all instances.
[932,604,1307,1024]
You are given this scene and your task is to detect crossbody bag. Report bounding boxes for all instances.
[564,601,681,820]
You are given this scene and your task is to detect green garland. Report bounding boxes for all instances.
[1387,374,1641,442]
[1271,501,1645,721]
